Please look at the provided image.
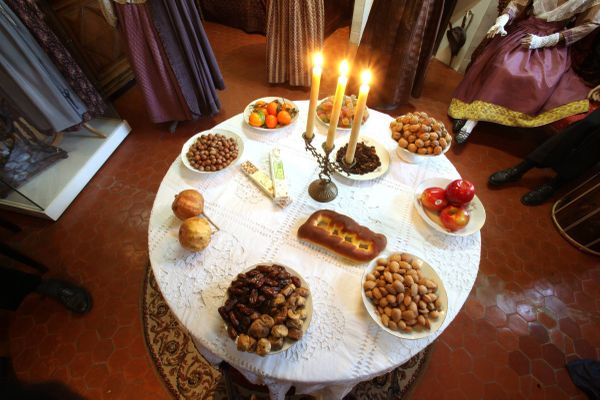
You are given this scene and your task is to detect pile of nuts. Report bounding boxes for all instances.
[390,112,451,156]
[364,253,443,333]
[218,264,310,356]
[186,133,239,172]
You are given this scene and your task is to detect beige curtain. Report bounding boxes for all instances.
[266,0,324,86]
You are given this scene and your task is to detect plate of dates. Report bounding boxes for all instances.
[218,263,312,356]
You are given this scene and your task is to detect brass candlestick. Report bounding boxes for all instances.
[303,133,348,202]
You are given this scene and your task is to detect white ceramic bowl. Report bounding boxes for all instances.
[243,97,299,132]
[333,136,390,181]
[227,263,313,355]
[396,141,451,164]
[361,252,448,339]
[315,95,369,132]
[181,128,244,174]
[414,177,486,236]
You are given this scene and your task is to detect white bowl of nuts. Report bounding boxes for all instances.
[362,252,447,339]
[390,112,452,164]
[181,128,244,174]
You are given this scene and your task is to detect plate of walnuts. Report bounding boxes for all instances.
[390,112,451,164]
[219,263,312,356]
[362,252,447,339]
[181,128,244,174]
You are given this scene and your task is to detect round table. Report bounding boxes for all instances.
[148,101,481,400]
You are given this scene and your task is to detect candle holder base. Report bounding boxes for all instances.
[308,178,338,203]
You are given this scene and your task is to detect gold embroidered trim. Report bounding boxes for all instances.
[448,98,590,127]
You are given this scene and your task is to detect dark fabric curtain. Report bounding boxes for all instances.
[4,0,105,120]
[149,0,224,117]
[114,3,192,124]
[352,0,446,108]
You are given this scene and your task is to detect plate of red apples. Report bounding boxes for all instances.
[414,178,486,236]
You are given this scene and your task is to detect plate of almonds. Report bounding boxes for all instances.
[361,252,447,339]
[218,263,312,356]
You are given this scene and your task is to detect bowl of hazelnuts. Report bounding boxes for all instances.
[390,112,452,164]
[181,128,244,174]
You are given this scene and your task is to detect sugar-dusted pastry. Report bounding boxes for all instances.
[297,210,387,262]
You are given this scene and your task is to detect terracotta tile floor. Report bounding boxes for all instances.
[1,23,598,400]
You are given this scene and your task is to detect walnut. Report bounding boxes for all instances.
[237,334,256,352]
[268,335,284,351]
[286,318,302,329]
[248,318,270,338]
[256,338,271,356]
[294,287,310,297]
[287,328,303,340]
[273,293,286,306]
[260,314,275,328]
[281,284,296,297]
[271,324,288,338]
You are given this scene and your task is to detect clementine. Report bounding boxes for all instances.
[265,114,278,129]
[277,110,292,125]
[266,101,279,116]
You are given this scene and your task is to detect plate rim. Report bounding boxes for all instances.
[242,97,299,132]
[413,177,486,236]
[360,252,448,340]
[180,128,244,174]
[332,136,390,181]
[225,262,313,355]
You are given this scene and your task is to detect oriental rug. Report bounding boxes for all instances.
[142,266,431,399]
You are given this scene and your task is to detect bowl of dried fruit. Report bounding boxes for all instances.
[361,252,447,339]
[219,263,312,356]
[316,95,369,131]
[243,97,299,132]
[181,128,244,174]
[390,112,451,164]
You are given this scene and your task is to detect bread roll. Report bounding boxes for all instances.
[297,210,387,262]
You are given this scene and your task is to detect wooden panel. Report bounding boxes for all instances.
[48,0,133,96]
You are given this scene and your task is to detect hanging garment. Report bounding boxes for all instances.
[0,1,87,133]
[448,0,600,128]
[4,0,105,120]
[352,0,446,108]
[266,0,324,87]
[113,1,192,124]
[148,0,224,117]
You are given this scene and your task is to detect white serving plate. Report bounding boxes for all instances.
[333,136,390,181]
[242,97,299,132]
[361,252,448,339]
[226,263,313,355]
[414,178,486,236]
[315,96,369,132]
[181,128,244,174]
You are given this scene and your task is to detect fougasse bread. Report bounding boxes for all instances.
[297,210,387,262]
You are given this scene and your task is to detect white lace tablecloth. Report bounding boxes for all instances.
[148,101,480,400]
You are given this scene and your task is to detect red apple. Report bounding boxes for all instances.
[445,179,475,206]
[440,205,470,232]
[420,187,448,212]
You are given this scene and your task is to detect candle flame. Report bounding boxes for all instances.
[313,52,323,67]
[360,70,372,85]
[339,60,349,77]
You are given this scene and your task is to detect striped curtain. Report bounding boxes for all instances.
[266,0,324,87]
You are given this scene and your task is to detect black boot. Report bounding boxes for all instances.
[35,279,92,314]
[488,160,534,186]
[521,181,559,206]
[452,119,466,134]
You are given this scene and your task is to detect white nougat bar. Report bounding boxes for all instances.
[269,148,291,207]
[240,161,291,207]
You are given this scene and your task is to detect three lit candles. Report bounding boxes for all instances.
[304,53,371,165]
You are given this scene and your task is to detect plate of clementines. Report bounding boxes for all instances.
[243,97,299,132]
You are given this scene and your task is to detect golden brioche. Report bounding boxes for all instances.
[297,210,387,262]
